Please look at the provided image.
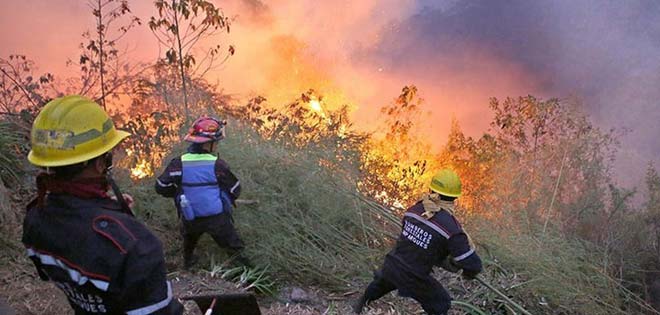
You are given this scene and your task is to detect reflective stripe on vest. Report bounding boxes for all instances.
[181,153,224,218]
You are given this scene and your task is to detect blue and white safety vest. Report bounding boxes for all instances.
[179,153,232,220]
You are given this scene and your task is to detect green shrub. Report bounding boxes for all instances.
[472,220,652,314]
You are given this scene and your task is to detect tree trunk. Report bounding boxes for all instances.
[97,0,107,110]
[173,7,189,127]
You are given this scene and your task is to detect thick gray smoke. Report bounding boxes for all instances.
[367,0,660,190]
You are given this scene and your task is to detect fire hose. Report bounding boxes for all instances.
[475,275,533,315]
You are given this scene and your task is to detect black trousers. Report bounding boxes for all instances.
[363,260,452,315]
[180,212,245,262]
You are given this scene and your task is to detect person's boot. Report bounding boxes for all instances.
[352,293,368,314]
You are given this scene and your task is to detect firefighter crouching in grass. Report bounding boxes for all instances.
[22,95,183,314]
[353,169,483,315]
[155,116,251,269]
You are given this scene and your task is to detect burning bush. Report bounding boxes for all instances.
[118,111,182,180]
[113,59,232,180]
[226,86,442,211]
[225,89,365,151]
[357,86,442,210]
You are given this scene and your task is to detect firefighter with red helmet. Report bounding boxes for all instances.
[155,116,250,269]
[353,169,483,315]
[22,95,183,314]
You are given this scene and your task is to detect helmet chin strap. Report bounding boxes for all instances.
[103,153,134,216]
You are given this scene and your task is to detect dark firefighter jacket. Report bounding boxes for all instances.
[385,201,482,278]
[22,194,183,315]
[155,150,241,218]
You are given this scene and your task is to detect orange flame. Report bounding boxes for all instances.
[309,99,323,113]
[130,158,153,180]
[125,149,154,180]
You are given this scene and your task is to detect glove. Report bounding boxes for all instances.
[110,193,134,209]
[462,268,480,280]
[438,257,461,273]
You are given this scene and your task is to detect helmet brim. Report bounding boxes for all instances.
[184,134,215,143]
[28,130,130,167]
[430,187,461,198]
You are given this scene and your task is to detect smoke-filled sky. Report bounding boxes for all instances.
[1,0,659,190]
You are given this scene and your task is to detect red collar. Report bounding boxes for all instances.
[36,173,109,206]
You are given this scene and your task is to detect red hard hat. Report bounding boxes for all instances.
[184,116,226,143]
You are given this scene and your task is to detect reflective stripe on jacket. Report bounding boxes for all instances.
[386,201,482,278]
[22,194,183,315]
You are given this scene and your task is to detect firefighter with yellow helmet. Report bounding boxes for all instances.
[22,95,183,314]
[353,169,482,315]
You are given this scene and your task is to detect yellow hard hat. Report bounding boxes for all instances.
[28,95,130,167]
[429,169,462,197]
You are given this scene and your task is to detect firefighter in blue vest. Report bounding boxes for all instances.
[353,169,482,315]
[22,95,183,314]
[155,116,249,269]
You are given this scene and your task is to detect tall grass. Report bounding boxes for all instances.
[212,120,395,288]
[122,119,397,289]
[0,121,24,186]
[116,115,654,313]
[0,120,27,250]
[472,219,658,314]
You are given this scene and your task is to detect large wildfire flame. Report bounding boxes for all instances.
[119,86,441,211]
[0,0,503,202]
[100,1,467,205]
